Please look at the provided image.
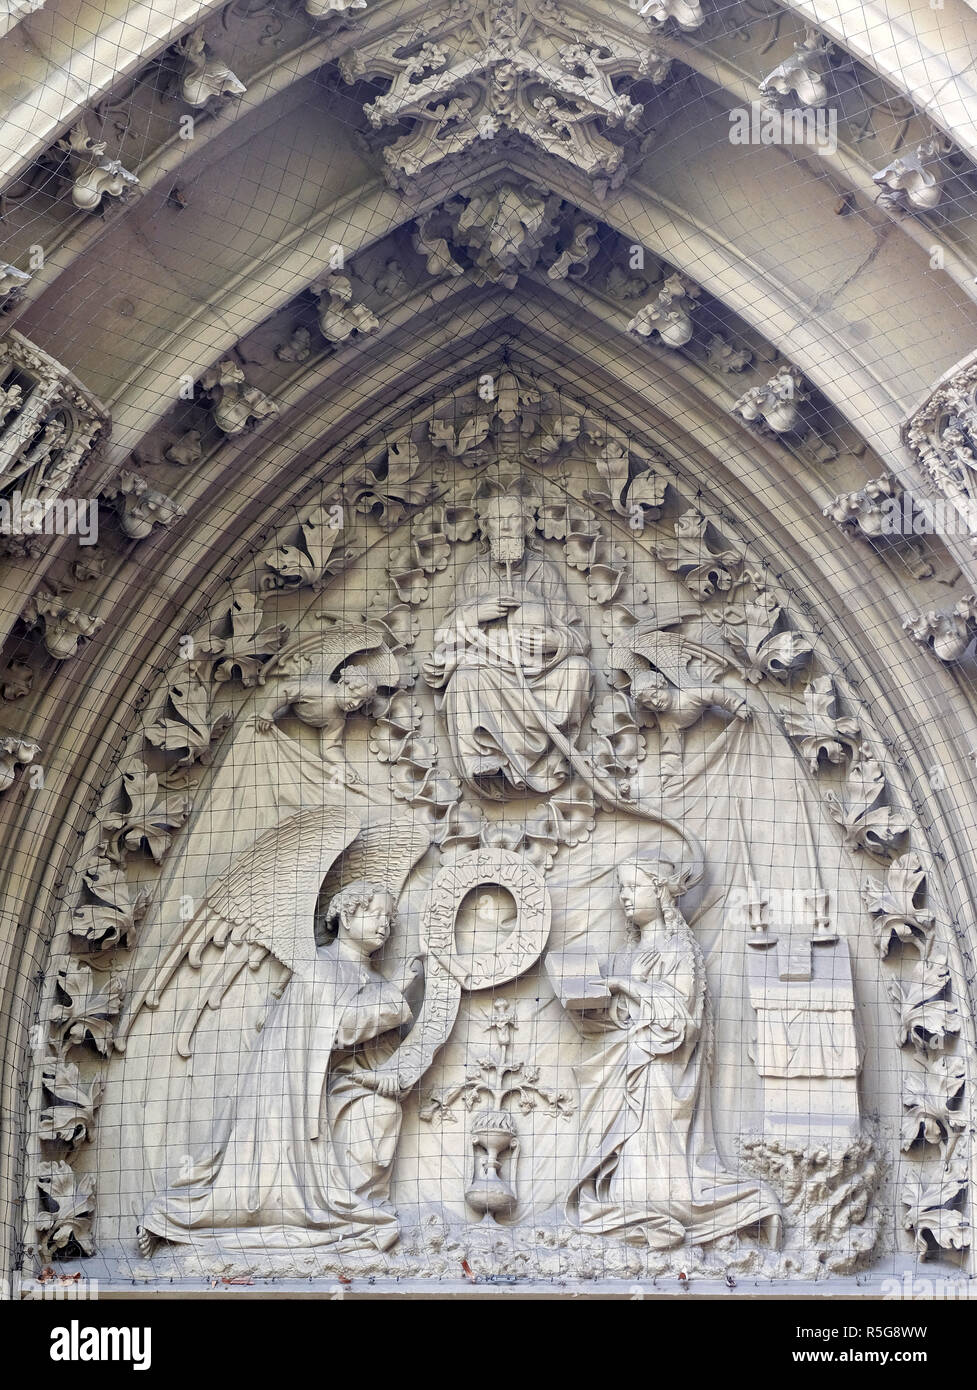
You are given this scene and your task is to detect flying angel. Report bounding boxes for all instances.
[116,804,431,1257]
[610,618,750,789]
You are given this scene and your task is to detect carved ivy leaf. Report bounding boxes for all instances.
[39,1060,104,1146]
[824,749,911,858]
[36,1161,96,1260]
[143,673,233,767]
[782,675,860,772]
[70,854,150,950]
[50,961,124,1055]
[891,958,961,1056]
[101,761,192,866]
[902,1166,970,1256]
[862,853,936,958]
[901,1056,966,1150]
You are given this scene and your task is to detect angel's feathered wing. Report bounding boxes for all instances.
[115,804,363,1058]
[269,617,400,687]
[317,817,431,919]
[612,623,728,687]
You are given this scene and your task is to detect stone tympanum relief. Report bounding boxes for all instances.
[31,366,970,1288]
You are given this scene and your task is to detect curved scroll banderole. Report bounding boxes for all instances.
[376,848,551,1092]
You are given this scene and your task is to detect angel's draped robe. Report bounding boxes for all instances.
[140,948,409,1252]
[425,551,592,797]
[566,926,781,1249]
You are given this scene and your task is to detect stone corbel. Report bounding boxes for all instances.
[55,123,139,212]
[22,590,104,660]
[102,469,185,540]
[0,730,40,791]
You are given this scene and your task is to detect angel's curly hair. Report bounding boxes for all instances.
[324,879,394,934]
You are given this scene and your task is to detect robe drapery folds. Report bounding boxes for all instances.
[425,551,593,796]
[141,950,410,1252]
[566,928,781,1250]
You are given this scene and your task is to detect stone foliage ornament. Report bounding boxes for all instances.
[200,360,278,435]
[22,591,104,660]
[314,274,380,343]
[0,730,39,791]
[759,31,834,110]
[902,597,977,662]
[638,0,704,30]
[102,470,184,540]
[733,365,808,434]
[873,138,947,213]
[175,29,247,107]
[56,123,139,212]
[904,351,977,549]
[626,273,700,348]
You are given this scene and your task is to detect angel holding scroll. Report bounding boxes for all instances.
[118,806,430,1256]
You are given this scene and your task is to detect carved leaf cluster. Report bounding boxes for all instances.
[862,853,936,958]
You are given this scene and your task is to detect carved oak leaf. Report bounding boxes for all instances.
[101,761,192,865]
[902,1166,970,1256]
[50,961,123,1055]
[862,853,936,958]
[901,1056,966,1150]
[588,436,630,512]
[782,675,860,772]
[436,798,483,851]
[70,855,150,950]
[36,1161,96,1260]
[39,1060,104,1146]
[824,750,911,858]
[143,673,233,767]
[197,592,289,686]
[891,958,961,1056]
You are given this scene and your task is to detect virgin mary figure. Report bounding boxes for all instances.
[564,853,782,1250]
[117,805,431,1257]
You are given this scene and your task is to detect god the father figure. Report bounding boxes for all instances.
[422,488,592,800]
